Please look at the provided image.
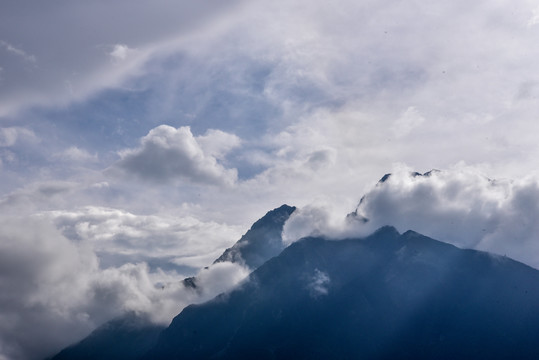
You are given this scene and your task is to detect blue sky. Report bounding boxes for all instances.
[3,0,539,359]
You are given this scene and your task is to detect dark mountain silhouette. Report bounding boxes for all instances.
[145,226,539,359]
[48,312,162,360]
[213,204,296,269]
[48,205,296,360]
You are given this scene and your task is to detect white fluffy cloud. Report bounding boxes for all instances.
[113,125,239,186]
[0,214,248,360]
[196,129,242,160]
[284,166,539,270]
[354,167,539,267]
[45,206,242,269]
[282,203,353,244]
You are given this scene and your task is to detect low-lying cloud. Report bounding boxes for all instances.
[308,269,330,298]
[45,206,242,270]
[284,166,539,270]
[0,213,248,360]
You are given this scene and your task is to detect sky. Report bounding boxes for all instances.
[3,0,539,359]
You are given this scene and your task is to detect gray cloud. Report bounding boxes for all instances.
[113,125,239,186]
[0,0,247,117]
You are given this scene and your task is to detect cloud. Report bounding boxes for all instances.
[528,6,539,27]
[196,129,242,160]
[44,206,242,270]
[285,166,539,271]
[194,262,250,298]
[0,181,80,215]
[55,146,98,163]
[0,216,99,360]
[0,40,37,64]
[0,0,247,117]
[112,125,239,186]
[308,269,330,298]
[391,106,425,138]
[282,201,369,245]
[0,127,37,147]
[353,166,539,266]
[109,44,133,61]
[0,214,248,360]
[283,204,342,244]
[4,0,539,227]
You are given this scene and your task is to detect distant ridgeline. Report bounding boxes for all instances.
[50,202,539,359]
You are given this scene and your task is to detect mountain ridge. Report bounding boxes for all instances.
[213,204,296,269]
[145,226,539,359]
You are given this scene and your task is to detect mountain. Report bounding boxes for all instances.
[213,204,296,269]
[48,205,296,360]
[145,226,539,359]
[48,312,163,360]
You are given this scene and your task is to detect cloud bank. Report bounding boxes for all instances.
[45,206,242,270]
[0,213,248,360]
[284,166,539,270]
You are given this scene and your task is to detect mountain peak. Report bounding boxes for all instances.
[377,169,440,184]
[372,225,400,237]
[213,204,296,269]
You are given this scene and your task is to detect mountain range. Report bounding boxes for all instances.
[50,204,539,359]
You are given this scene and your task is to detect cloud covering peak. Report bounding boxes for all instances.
[284,166,539,270]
